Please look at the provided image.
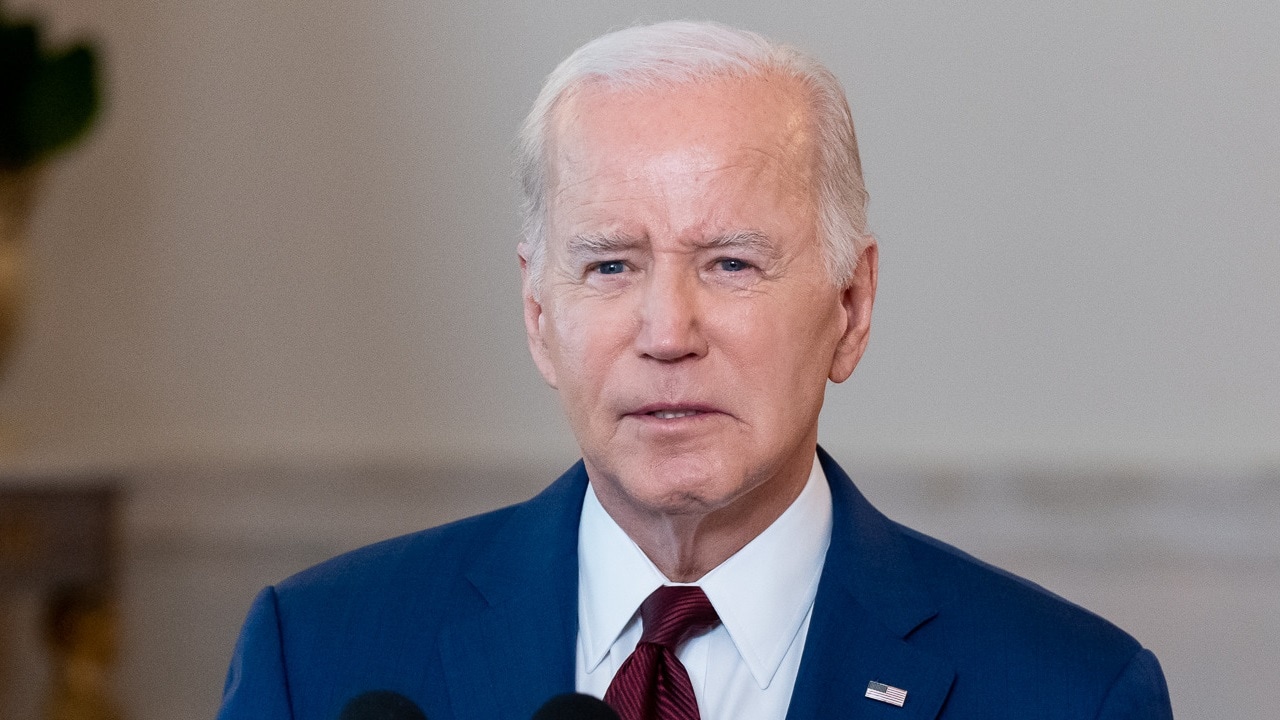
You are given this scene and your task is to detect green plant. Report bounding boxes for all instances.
[0,3,101,171]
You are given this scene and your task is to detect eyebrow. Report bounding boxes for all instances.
[563,229,782,262]
[701,230,782,259]
[562,232,647,269]
[565,231,645,258]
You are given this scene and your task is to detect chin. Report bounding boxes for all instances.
[584,436,764,509]
[629,485,729,518]
[625,454,746,512]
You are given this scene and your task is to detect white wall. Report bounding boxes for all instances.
[5,0,1275,469]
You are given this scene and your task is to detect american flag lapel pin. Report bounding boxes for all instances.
[865,680,908,707]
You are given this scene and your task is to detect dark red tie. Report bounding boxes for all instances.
[603,586,721,720]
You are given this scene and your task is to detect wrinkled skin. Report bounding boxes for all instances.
[521,73,877,580]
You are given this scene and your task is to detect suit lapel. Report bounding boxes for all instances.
[436,451,956,719]
[786,449,956,720]
[439,463,588,720]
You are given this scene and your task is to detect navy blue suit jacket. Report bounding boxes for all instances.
[217,449,1173,719]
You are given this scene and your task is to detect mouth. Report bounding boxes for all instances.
[648,409,703,420]
[627,403,722,421]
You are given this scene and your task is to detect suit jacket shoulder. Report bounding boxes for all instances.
[790,448,1173,720]
[218,463,589,720]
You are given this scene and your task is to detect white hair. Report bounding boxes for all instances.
[516,20,873,294]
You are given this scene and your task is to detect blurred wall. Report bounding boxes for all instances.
[4,0,1276,469]
[0,1,1276,719]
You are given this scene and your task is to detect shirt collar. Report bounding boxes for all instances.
[577,455,833,689]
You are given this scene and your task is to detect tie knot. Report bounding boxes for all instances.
[638,586,720,649]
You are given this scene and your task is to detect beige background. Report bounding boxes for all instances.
[1,1,1277,718]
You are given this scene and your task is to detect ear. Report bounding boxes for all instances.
[519,243,559,389]
[828,242,878,383]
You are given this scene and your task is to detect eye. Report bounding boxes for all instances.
[716,258,751,272]
[594,260,627,275]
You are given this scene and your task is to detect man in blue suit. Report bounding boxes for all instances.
[218,21,1173,720]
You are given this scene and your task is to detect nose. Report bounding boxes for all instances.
[635,265,707,362]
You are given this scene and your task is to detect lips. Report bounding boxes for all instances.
[650,409,701,419]
[626,402,723,420]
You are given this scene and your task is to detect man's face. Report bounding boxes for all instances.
[521,74,876,529]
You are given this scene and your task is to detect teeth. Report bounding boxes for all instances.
[652,410,700,419]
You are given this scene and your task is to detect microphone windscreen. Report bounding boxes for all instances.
[338,690,428,720]
[531,693,621,720]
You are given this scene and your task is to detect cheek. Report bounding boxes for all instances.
[720,294,842,388]
[547,303,628,386]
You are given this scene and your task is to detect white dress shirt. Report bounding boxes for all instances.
[575,455,833,720]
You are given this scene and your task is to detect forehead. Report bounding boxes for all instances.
[545,73,818,209]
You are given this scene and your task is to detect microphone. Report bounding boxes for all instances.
[338,691,428,720]
[531,693,621,720]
